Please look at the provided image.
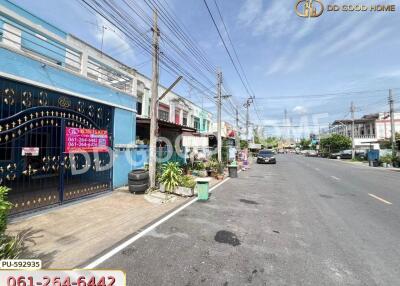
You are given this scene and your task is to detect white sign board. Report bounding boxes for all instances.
[22,147,39,156]
[248,143,262,149]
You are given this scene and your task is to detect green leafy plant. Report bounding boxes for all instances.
[0,233,25,259]
[205,159,218,170]
[159,162,182,192]
[0,186,25,259]
[380,154,393,164]
[0,186,12,234]
[193,161,206,171]
[216,161,225,175]
[320,134,351,154]
[179,175,196,189]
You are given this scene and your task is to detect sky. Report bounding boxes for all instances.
[9,0,400,138]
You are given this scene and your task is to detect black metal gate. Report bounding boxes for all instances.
[0,77,114,215]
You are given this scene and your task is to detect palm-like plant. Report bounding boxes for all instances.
[0,186,12,234]
[0,186,24,259]
[160,162,182,192]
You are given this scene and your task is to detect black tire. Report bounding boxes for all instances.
[128,177,149,185]
[128,182,149,193]
[128,169,149,181]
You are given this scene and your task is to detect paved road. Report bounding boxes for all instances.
[99,155,400,285]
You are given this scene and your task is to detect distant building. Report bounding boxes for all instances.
[134,73,213,160]
[330,112,400,148]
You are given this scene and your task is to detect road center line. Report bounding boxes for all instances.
[330,176,340,181]
[368,193,393,205]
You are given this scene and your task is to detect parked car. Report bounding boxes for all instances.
[340,150,352,159]
[329,152,342,159]
[300,150,309,155]
[305,150,318,157]
[356,150,367,160]
[256,150,277,164]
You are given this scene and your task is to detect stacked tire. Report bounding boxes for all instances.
[128,169,149,193]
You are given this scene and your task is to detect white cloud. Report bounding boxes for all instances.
[265,12,393,76]
[237,0,263,26]
[265,54,289,75]
[292,19,317,41]
[94,14,135,60]
[347,28,392,54]
[252,1,294,37]
[293,105,308,114]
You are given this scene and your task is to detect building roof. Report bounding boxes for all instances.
[332,117,377,125]
[136,118,196,133]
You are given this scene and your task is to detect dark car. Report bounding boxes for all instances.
[257,150,276,164]
[340,150,352,159]
[329,152,341,159]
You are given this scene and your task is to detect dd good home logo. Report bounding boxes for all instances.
[295,0,396,17]
[295,0,324,18]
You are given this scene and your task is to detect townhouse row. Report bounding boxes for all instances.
[0,0,236,214]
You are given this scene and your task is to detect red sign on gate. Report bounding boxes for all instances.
[65,127,109,153]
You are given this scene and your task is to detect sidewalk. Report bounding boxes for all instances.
[7,177,222,269]
[337,159,400,172]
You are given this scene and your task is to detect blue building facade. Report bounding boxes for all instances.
[0,0,138,214]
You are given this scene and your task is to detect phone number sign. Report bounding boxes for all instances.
[65,127,109,153]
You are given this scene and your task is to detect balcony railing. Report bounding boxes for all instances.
[0,16,134,95]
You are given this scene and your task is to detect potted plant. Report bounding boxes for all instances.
[379,154,393,167]
[194,161,207,177]
[175,175,196,197]
[393,156,400,168]
[205,160,217,177]
[215,161,225,180]
[159,162,182,193]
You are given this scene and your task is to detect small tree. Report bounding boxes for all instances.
[240,140,248,149]
[262,137,279,149]
[299,138,311,150]
[320,134,351,153]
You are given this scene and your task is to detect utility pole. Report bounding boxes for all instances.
[149,10,160,189]
[284,109,288,142]
[235,107,240,151]
[244,98,252,142]
[216,69,222,162]
[350,101,355,159]
[389,89,396,157]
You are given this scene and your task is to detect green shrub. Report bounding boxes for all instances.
[193,161,206,171]
[0,234,24,259]
[180,175,196,189]
[380,154,393,164]
[205,159,218,170]
[216,161,225,175]
[0,186,25,259]
[160,162,182,192]
[0,186,12,234]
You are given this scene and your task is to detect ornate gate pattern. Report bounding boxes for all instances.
[0,77,114,215]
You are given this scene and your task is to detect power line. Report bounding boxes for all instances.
[254,88,400,101]
[79,0,245,126]
[202,0,251,97]
[203,0,263,126]
[212,0,263,124]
